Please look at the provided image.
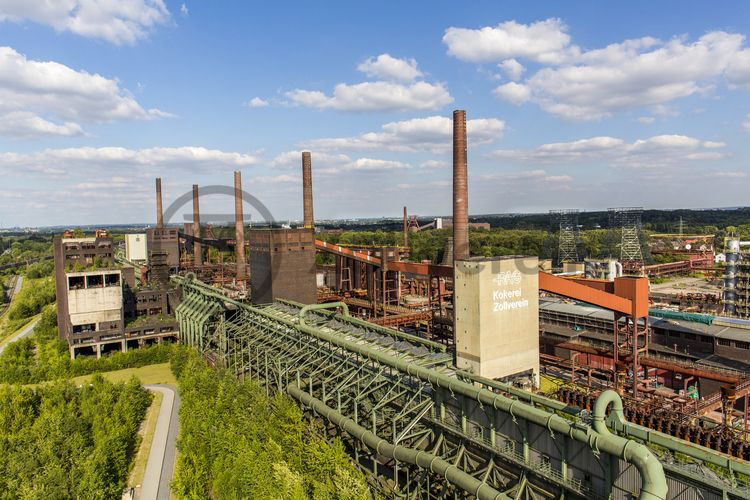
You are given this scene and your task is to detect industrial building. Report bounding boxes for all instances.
[53,230,178,358]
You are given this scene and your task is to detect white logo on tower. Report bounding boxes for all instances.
[493,270,522,286]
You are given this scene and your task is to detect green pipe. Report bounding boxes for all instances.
[277,298,447,352]
[593,391,667,500]
[460,368,750,481]
[298,302,349,326]
[287,385,507,500]
[176,279,668,499]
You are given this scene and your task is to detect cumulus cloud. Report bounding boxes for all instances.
[286,81,452,112]
[488,134,728,167]
[443,19,574,64]
[357,54,423,82]
[0,146,259,179]
[498,59,525,81]
[493,82,531,104]
[302,115,505,154]
[271,150,410,174]
[0,0,171,45]
[0,46,169,137]
[246,97,269,108]
[446,19,750,120]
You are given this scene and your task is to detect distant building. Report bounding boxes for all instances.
[54,231,178,359]
[125,233,148,262]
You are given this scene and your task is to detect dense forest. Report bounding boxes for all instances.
[0,376,151,499]
[170,348,369,499]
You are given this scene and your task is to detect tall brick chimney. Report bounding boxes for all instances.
[155,177,164,228]
[302,151,314,229]
[453,110,469,262]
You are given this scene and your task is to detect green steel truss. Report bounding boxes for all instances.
[175,277,750,500]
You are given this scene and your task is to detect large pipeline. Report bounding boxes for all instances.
[175,278,667,499]
[288,386,507,500]
[234,171,247,280]
[452,109,469,262]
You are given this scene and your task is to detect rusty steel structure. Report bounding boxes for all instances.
[192,184,202,267]
[452,109,469,262]
[234,171,247,281]
[302,151,314,229]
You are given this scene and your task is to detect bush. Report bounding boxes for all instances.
[171,348,369,499]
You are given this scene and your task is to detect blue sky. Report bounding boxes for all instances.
[1,1,750,227]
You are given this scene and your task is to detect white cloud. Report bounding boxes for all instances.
[493,82,531,104]
[443,19,574,64]
[180,3,189,16]
[498,59,525,81]
[744,113,750,133]
[270,150,410,174]
[637,116,656,124]
[246,97,269,108]
[489,134,728,167]
[0,146,259,178]
[0,0,171,45]
[0,111,83,138]
[446,19,750,120]
[357,54,423,82]
[420,159,449,170]
[286,81,452,112]
[303,115,505,154]
[0,46,168,137]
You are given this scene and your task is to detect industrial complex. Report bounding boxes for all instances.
[50,110,750,499]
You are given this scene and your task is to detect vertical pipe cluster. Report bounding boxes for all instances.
[192,184,202,267]
[403,206,408,247]
[724,239,739,315]
[155,177,164,228]
[302,151,314,229]
[453,110,469,262]
[234,171,247,280]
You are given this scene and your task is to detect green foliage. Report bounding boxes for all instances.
[24,260,54,279]
[0,376,151,499]
[7,277,55,322]
[171,348,369,499]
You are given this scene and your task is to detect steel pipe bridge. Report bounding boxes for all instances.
[174,276,750,500]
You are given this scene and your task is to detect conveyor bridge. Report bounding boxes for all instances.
[174,276,750,499]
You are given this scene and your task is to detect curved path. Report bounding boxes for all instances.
[141,384,181,500]
[0,315,39,354]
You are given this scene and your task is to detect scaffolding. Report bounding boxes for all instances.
[550,209,579,264]
[609,207,644,275]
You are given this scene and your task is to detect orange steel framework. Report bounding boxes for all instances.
[315,238,652,396]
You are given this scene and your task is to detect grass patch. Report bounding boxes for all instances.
[66,362,177,387]
[128,390,164,490]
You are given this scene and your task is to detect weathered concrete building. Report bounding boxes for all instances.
[454,256,540,385]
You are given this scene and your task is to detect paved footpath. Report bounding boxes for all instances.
[140,384,181,500]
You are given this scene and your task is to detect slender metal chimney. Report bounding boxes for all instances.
[192,184,202,267]
[155,177,164,228]
[234,171,247,280]
[302,151,314,229]
[453,110,469,262]
[403,206,408,247]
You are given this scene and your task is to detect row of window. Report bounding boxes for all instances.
[68,273,120,290]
